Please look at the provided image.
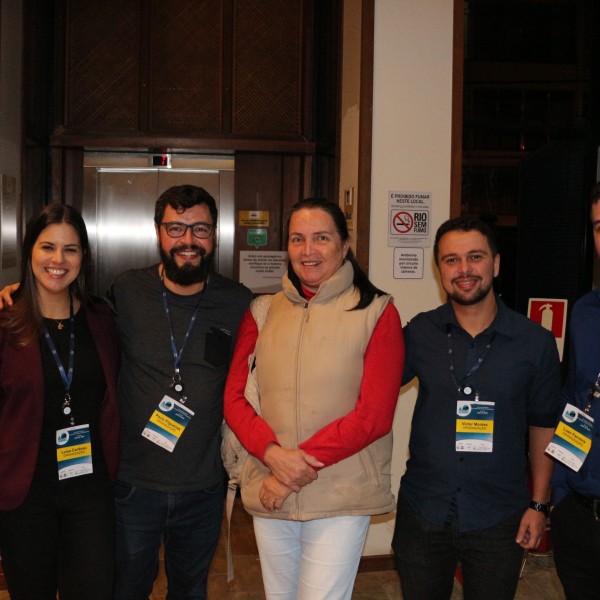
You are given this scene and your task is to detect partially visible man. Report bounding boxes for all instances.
[109,185,252,599]
[392,217,561,600]
[550,182,600,600]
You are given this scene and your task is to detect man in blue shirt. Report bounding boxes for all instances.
[550,182,600,600]
[392,216,561,600]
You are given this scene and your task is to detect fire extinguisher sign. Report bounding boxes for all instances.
[527,298,568,361]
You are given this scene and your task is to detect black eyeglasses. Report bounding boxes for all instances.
[160,222,215,239]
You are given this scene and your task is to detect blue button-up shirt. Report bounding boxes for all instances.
[399,297,561,532]
[551,288,600,504]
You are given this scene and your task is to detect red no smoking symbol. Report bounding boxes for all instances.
[392,211,413,234]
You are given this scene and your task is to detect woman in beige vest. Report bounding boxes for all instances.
[225,198,404,600]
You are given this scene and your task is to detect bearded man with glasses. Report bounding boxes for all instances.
[108,185,252,599]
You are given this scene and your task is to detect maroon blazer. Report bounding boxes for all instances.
[0,300,120,510]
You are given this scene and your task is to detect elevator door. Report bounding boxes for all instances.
[82,154,234,295]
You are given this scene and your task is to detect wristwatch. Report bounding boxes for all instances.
[529,500,550,516]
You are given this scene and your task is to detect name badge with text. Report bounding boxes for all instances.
[456,401,495,452]
[56,424,93,479]
[142,395,195,452]
[545,403,593,472]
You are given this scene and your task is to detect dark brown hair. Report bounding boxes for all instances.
[154,185,218,226]
[286,198,386,310]
[0,203,92,346]
[433,216,499,265]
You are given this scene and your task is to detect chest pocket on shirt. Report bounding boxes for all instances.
[204,327,231,367]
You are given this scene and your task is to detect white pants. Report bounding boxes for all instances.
[253,515,370,600]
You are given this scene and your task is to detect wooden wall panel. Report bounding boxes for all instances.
[232,0,304,137]
[148,0,224,133]
[57,0,320,147]
[64,0,140,131]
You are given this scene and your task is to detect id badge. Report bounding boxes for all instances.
[142,395,195,452]
[56,424,93,479]
[545,402,594,472]
[456,400,495,452]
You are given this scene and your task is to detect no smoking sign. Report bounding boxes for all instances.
[388,190,432,248]
[390,209,428,236]
[392,211,413,233]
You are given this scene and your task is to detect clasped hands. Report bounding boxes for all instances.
[259,443,324,512]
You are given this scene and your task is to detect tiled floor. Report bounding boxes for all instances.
[174,499,565,600]
[0,499,566,599]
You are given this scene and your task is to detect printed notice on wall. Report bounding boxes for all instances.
[238,210,270,227]
[393,248,424,279]
[388,191,432,247]
[240,251,288,294]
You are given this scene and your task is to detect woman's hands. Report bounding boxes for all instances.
[262,443,324,492]
[259,443,325,510]
[259,475,294,511]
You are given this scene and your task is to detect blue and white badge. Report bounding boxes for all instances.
[545,403,594,472]
[142,395,195,452]
[456,401,495,452]
[56,424,93,479]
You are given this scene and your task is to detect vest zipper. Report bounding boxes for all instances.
[292,303,310,519]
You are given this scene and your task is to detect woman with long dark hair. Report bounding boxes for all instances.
[0,203,120,599]
[225,198,404,600]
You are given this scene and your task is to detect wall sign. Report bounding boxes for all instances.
[239,251,288,294]
[247,228,267,248]
[393,248,424,279]
[388,191,432,247]
[527,298,568,360]
[238,210,270,227]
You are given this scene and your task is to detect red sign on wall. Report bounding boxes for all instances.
[527,298,568,360]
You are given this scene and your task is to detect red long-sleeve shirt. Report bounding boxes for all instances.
[223,301,404,468]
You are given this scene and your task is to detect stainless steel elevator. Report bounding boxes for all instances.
[81,153,235,294]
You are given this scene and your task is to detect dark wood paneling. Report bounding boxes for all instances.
[57,0,317,145]
[355,0,374,274]
[23,0,53,143]
[232,152,311,278]
[63,0,141,131]
[451,0,464,218]
[148,0,224,133]
[48,132,316,154]
[233,153,283,277]
[231,0,305,137]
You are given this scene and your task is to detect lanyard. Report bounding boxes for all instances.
[587,371,600,413]
[446,325,496,396]
[161,280,203,398]
[42,296,76,424]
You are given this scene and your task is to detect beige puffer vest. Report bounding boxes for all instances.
[240,261,396,520]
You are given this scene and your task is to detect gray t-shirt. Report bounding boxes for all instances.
[110,265,252,492]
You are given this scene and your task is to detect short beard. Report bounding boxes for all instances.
[160,245,213,286]
[447,280,493,306]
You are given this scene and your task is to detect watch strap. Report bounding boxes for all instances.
[529,500,549,516]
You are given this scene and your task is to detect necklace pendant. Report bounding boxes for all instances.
[56,321,64,331]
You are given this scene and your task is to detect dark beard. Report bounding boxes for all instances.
[160,245,213,286]
[447,279,493,306]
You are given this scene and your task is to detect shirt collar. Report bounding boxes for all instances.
[438,294,514,339]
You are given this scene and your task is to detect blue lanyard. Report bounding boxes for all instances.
[446,325,496,396]
[587,370,600,413]
[42,296,76,424]
[161,280,203,396]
